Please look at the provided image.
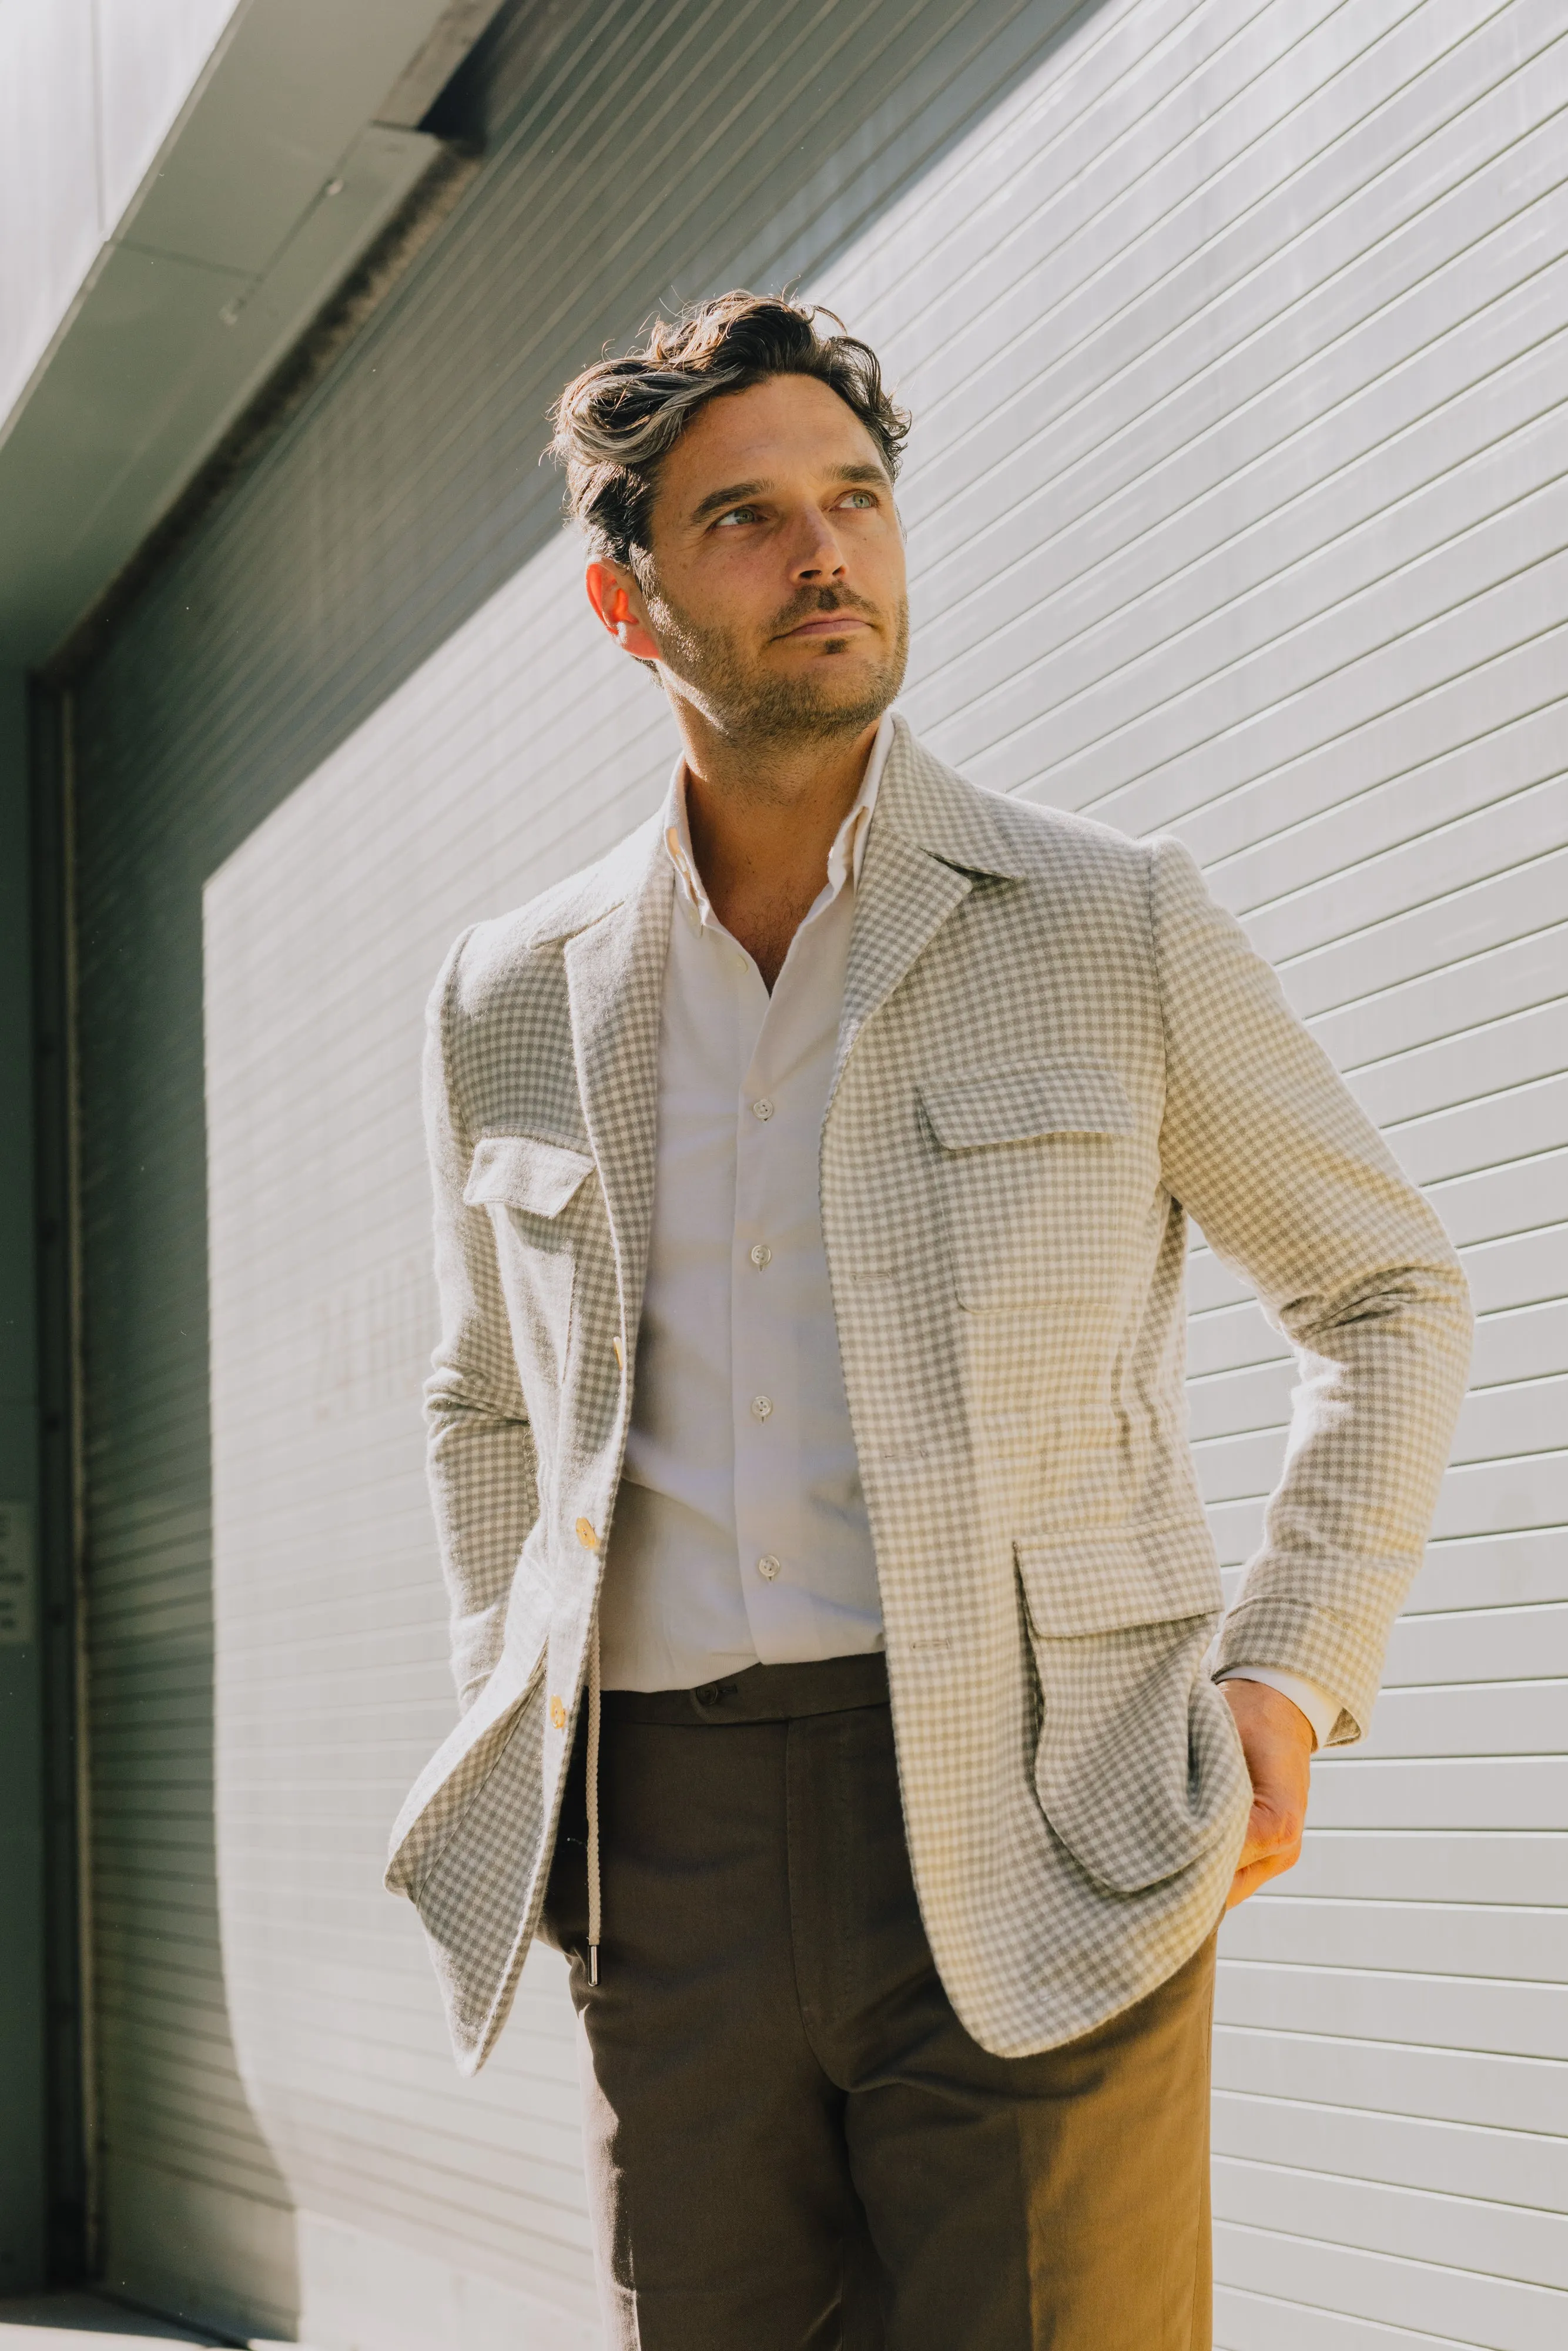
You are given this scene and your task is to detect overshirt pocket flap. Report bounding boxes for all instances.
[919,1061,1134,1150]
[1015,1524,1224,1639]
[464,1134,595,1218]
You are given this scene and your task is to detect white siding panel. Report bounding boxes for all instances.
[1470,1302,1568,1384]
[1214,2285,1512,2351]
[1214,2160,1568,2295]
[1248,776,1568,970]
[1412,1531,1568,1612]
[1211,2111,1562,2243]
[1215,2012,1568,2129]
[1215,1963,1568,2062]
[1428,1153,1568,1251]
[1219,1900,1568,1982]
[1215,2224,1565,2351]
[1282,848,1568,1020]
[1383,1605,1568,1686]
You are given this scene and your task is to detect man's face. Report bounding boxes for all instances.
[598,373,909,745]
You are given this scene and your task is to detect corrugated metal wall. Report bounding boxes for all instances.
[69,1,1565,2345]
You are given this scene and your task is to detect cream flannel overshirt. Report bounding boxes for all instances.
[386,719,1473,2077]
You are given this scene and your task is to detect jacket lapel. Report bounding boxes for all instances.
[833,832,971,1107]
[563,830,672,1349]
[830,721,1005,1107]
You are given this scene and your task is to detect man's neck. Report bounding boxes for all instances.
[679,714,883,990]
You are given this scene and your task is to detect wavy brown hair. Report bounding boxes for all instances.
[549,291,909,571]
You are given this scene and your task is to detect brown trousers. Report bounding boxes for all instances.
[542,1655,1215,2350]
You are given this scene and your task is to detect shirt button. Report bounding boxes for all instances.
[756,1555,780,1582]
[752,1097,775,1122]
[749,1243,772,1268]
[751,1395,773,1422]
[575,1516,598,1549]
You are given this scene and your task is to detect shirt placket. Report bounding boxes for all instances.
[729,886,848,1648]
[732,983,788,1640]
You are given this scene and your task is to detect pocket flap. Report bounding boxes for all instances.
[920,1061,1133,1150]
[465,1134,594,1218]
[1016,1523,1223,1639]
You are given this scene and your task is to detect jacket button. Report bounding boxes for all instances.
[550,1696,567,1730]
[575,1516,598,1549]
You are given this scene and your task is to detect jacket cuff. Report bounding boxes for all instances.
[1214,1586,1396,1746]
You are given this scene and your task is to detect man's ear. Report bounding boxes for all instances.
[585,562,660,662]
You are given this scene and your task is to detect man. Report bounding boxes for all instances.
[387,293,1471,2347]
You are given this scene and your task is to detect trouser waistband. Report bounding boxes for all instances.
[601,1652,889,1727]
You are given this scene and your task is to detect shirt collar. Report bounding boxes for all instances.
[662,710,894,925]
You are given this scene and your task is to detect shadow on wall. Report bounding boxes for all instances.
[60,0,1098,2339]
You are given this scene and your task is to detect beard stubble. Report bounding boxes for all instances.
[645,580,910,748]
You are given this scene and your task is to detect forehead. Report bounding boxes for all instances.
[660,373,884,505]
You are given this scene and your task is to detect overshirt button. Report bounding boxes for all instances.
[612,1335,625,1369]
[749,1243,771,1268]
[575,1516,598,1549]
[550,1696,567,1730]
[751,1395,773,1421]
[757,1555,780,1582]
[752,1097,775,1121]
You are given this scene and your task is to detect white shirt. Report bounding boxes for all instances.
[598,715,1340,1747]
[598,718,892,1690]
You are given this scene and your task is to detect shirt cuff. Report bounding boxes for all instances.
[1215,1665,1340,1750]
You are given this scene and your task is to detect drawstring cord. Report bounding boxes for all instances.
[587,1612,602,1985]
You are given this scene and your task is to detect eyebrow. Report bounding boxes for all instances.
[688,461,893,525]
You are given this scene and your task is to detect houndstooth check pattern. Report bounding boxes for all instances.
[386,719,1472,2075]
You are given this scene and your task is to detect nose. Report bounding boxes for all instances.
[789,508,847,582]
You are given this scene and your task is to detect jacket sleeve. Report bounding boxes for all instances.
[1150,836,1473,1744]
[422,930,540,1712]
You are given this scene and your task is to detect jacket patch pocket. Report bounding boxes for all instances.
[1016,1527,1248,1894]
[919,1062,1139,1312]
[465,1134,594,1392]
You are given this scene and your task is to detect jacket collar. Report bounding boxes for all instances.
[872,715,1034,882]
[545,711,1029,943]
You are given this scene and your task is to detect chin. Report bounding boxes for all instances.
[770,684,894,741]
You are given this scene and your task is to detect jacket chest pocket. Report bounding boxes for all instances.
[465,1134,596,1388]
[919,1061,1139,1311]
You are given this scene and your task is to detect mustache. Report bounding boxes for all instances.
[768,585,881,635]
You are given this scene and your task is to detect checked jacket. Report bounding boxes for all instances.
[386,719,1472,2076]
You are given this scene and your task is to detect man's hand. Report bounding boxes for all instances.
[1220,1679,1316,1909]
